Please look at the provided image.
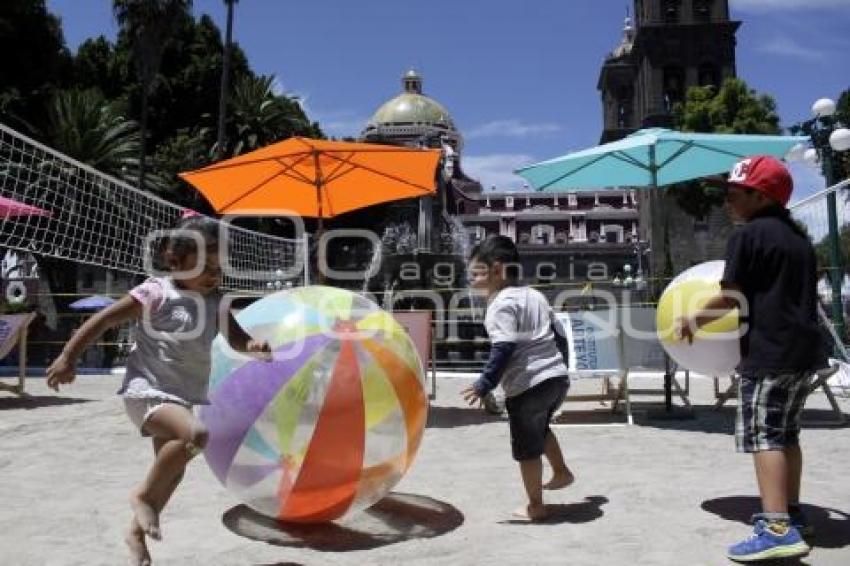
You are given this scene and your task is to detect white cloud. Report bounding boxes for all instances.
[732,0,850,11]
[463,154,538,191]
[466,119,562,140]
[756,37,824,61]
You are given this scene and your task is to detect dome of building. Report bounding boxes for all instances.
[361,69,461,150]
[369,94,456,130]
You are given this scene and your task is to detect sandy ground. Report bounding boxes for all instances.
[1,372,849,566]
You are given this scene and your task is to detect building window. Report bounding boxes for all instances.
[664,0,681,23]
[698,63,720,88]
[601,224,624,243]
[505,196,514,210]
[617,86,634,128]
[531,224,555,245]
[567,194,577,208]
[467,225,486,244]
[663,66,686,110]
[693,0,712,22]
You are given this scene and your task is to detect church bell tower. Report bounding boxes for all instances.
[598,0,740,143]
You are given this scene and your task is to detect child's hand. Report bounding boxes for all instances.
[46,354,77,392]
[461,386,484,408]
[673,316,695,344]
[245,340,272,362]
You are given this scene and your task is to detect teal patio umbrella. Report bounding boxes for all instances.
[515,128,807,191]
[515,128,807,414]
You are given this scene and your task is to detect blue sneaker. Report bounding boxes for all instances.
[789,506,815,538]
[727,519,810,562]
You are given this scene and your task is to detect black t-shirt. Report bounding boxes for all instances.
[722,207,827,373]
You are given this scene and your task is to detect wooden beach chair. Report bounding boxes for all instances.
[0,312,37,394]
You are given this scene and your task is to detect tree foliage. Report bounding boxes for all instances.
[0,0,72,132]
[224,74,322,157]
[1,0,324,205]
[670,77,782,218]
[44,88,143,183]
[674,77,781,135]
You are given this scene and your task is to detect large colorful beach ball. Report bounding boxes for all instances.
[200,286,428,523]
[656,260,741,376]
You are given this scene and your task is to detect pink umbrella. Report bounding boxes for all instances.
[0,196,52,218]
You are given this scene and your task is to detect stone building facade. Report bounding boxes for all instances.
[597,0,740,279]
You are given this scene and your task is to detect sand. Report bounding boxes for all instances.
[1,373,848,566]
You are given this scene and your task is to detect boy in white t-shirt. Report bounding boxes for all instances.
[461,235,574,521]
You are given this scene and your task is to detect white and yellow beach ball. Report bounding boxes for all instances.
[656,260,741,376]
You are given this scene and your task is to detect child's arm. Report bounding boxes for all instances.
[225,311,272,360]
[461,300,517,406]
[674,282,742,344]
[46,296,142,391]
[461,342,517,406]
[551,315,569,365]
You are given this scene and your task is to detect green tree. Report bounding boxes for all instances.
[670,77,782,218]
[112,0,192,191]
[144,14,249,148]
[44,88,143,184]
[0,0,72,134]
[224,74,323,157]
[72,36,130,101]
[674,77,781,135]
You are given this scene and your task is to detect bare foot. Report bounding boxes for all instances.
[125,521,152,566]
[129,490,161,540]
[543,469,575,490]
[512,502,548,522]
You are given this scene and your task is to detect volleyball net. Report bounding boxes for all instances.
[0,123,306,290]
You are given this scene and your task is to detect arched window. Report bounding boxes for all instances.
[663,0,681,23]
[698,63,720,88]
[663,66,686,110]
[616,86,634,128]
[693,0,712,22]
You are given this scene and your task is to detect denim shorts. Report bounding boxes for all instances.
[505,376,569,461]
[736,371,811,453]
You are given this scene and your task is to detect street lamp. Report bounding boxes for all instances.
[788,97,850,342]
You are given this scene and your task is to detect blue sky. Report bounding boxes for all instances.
[46,0,850,200]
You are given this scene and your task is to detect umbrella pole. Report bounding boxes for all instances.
[649,147,676,414]
[314,162,326,284]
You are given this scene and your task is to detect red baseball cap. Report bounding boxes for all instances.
[726,155,793,206]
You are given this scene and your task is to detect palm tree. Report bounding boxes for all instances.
[112,0,192,191]
[45,88,142,182]
[227,74,316,156]
[215,0,238,159]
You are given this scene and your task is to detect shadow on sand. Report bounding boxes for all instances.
[630,405,848,435]
[426,405,505,428]
[702,496,850,554]
[499,496,609,526]
[223,492,464,552]
[0,393,92,411]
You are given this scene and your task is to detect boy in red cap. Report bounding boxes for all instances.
[675,155,826,562]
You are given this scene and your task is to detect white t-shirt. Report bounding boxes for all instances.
[118,277,221,404]
[485,286,568,398]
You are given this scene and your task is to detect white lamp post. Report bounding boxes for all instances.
[787,97,850,340]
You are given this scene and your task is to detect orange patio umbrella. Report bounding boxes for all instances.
[179,137,441,227]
